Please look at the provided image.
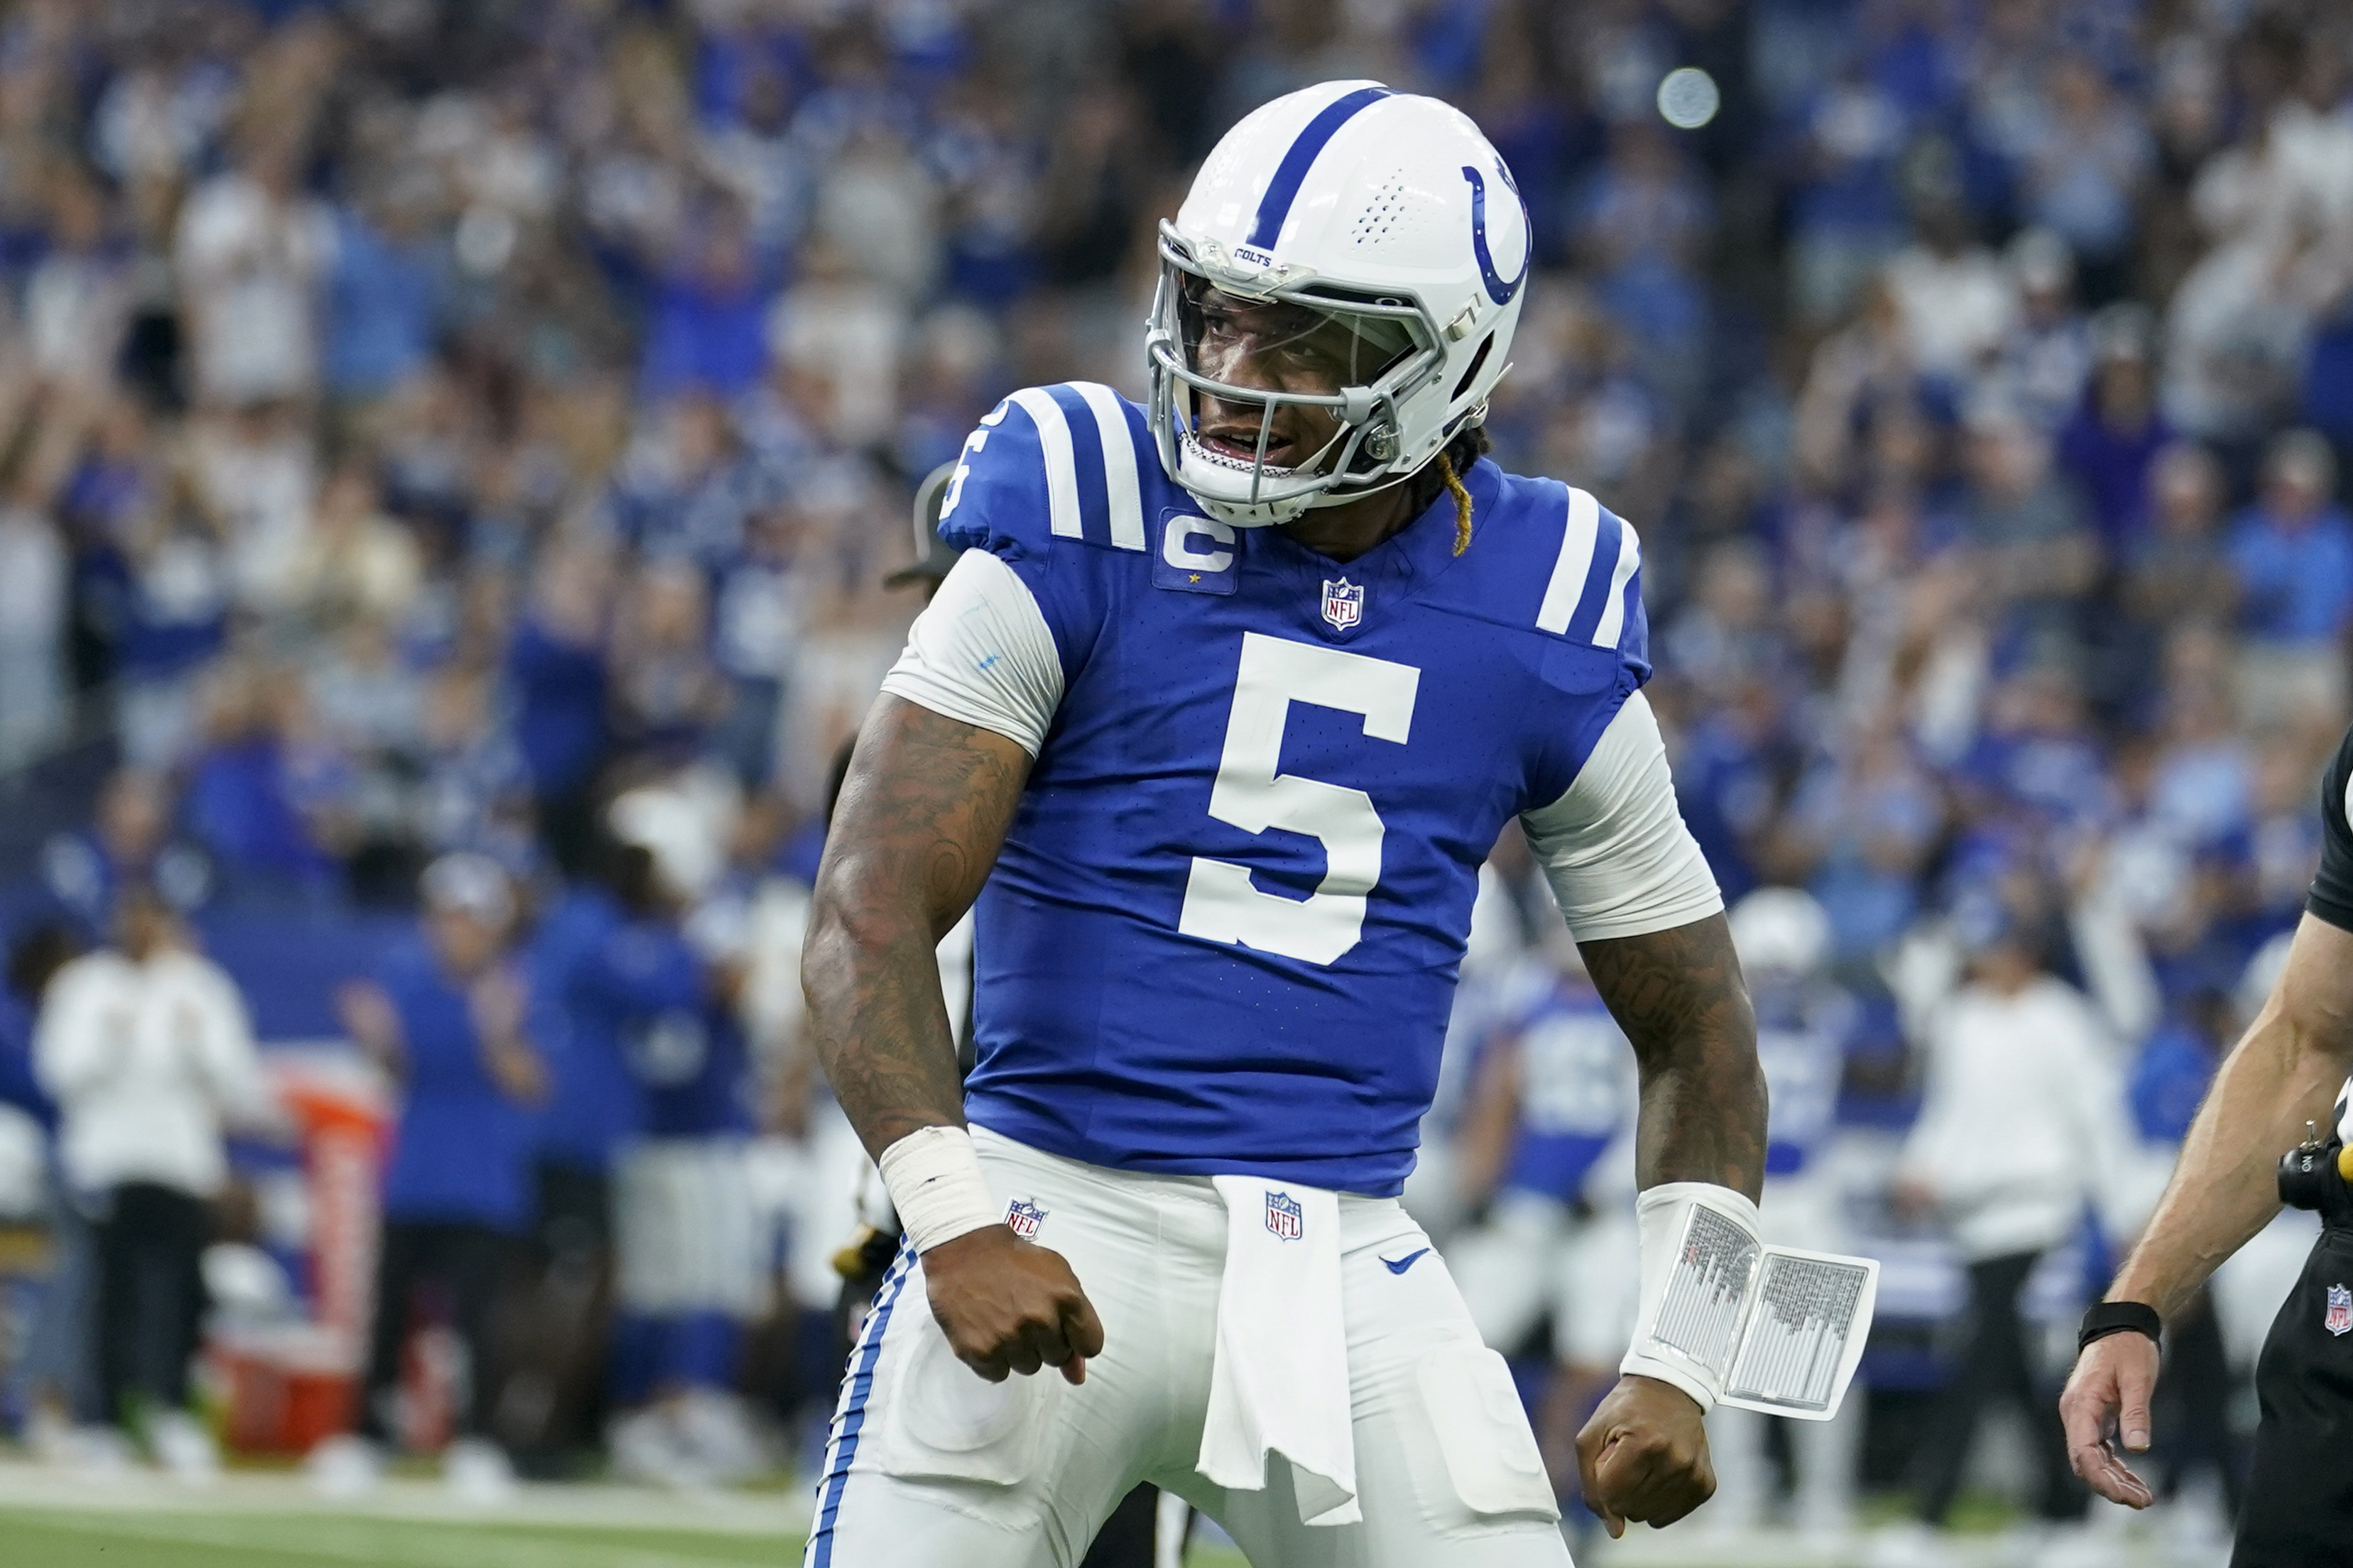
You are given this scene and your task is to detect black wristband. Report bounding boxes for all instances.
[2078,1300,2162,1354]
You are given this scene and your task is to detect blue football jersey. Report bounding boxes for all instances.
[1497,975,1633,1204]
[937,383,1652,1195]
[572,916,751,1140]
[1752,977,1857,1176]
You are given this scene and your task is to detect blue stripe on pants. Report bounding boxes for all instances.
[807,1244,916,1568]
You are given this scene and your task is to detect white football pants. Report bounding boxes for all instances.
[613,1136,767,1317]
[1445,1189,1639,1368]
[804,1127,1573,1567]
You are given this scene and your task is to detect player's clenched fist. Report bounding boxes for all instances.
[921,1225,1107,1386]
[1575,1374,1716,1537]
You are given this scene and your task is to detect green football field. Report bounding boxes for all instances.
[0,1503,2201,1568]
[0,1502,1244,1568]
[0,1489,1255,1568]
[0,1508,799,1567]
[0,1466,2183,1567]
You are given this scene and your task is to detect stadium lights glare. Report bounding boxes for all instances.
[1658,66,1721,130]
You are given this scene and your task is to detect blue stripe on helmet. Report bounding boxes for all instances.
[1244,86,1393,251]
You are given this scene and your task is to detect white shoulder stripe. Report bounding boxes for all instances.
[1069,382,1146,551]
[1536,487,1600,635]
[1592,519,1642,650]
[1008,388,1082,539]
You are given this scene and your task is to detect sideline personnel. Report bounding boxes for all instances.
[2060,722,2353,1565]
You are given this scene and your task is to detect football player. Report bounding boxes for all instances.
[1709,888,1860,1538]
[802,82,1767,1567]
[1443,924,1640,1509]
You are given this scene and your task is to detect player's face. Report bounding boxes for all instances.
[428,905,502,973]
[1184,283,1396,473]
[114,890,174,960]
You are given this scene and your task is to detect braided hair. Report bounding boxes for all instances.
[1402,423,1492,556]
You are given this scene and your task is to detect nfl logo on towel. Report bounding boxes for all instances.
[2328,1283,2352,1337]
[1005,1198,1047,1241]
[1265,1190,1304,1241]
[1321,578,1363,632]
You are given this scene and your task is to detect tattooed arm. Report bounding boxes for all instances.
[802,694,1027,1156]
[1573,912,1766,1537]
[1519,692,1767,1197]
[1582,912,1768,1201]
[802,693,1104,1382]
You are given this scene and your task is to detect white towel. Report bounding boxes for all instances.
[1196,1175,1358,1526]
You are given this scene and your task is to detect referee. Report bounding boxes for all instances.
[2062,722,2353,1565]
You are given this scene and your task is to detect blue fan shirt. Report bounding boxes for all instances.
[375,938,536,1232]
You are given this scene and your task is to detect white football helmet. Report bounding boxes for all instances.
[1147,81,1532,527]
[1728,887,1833,980]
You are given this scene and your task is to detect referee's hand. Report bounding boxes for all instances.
[2058,1332,2158,1508]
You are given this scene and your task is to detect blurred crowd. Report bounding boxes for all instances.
[0,0,2342,1559]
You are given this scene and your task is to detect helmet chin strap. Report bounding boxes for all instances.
[1304,438,1478,555]
[1292,445,1439,513]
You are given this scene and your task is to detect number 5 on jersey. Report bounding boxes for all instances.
[1179,632,1420,965]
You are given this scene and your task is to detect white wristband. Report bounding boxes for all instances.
[1620,1182,1764,1413]
[877,1125,1003,1254]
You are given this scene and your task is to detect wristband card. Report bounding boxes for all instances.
[1718,1246,1879,1420]
[1625,1200,1881,1421]
[1649,1203,1762,1385]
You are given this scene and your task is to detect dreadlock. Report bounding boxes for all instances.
[1402,424,1492,556]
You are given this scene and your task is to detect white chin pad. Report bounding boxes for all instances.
[1620,1183,1879,1421]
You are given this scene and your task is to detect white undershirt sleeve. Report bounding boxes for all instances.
[878,548,1066,756]
[1520,690,1723,941]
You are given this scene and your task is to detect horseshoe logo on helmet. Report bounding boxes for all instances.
[1461,162,1530,307]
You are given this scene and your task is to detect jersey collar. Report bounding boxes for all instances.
[1254,456,1495,625]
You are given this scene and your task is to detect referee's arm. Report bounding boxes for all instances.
[2059,914,2353,1505]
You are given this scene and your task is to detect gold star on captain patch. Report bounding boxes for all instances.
[1189,573,1201,583]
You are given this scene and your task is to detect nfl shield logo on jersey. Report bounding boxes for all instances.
[1265,1190,1305,1241]
[1320,578,1363,632]
[2327,1283,2352,1337]
[1005,1198,1047,1241]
